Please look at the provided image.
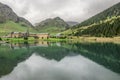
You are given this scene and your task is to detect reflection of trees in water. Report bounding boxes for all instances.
[32,46,70,61]
[73,43,120,74]
[0,58,17,77]
[0,42,120,77]
[0,44,70,77]
[0,45,31,78]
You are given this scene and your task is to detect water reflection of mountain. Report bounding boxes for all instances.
[0,42,120,77]
[0,42,69,77]
[65,42,120,74]
[0,44,31,77]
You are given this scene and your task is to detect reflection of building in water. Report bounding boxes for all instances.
[10,41,49,49]
[7,32,50,39]
[35,41,49,46]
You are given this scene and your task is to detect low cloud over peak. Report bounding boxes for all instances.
[0,0,119,24]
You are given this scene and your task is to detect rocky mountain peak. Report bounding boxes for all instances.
[0,2,33,27]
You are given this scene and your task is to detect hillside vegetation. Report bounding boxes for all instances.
[62,2,120,37]
[75,16,120,37]
[35,17,69,34]
[0,21,37,36]
[74,2,120,28]
[0,2,33,27]
[0,2,38,37]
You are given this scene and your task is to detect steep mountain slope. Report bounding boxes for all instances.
[0,2,37,36]
[0,2,33,27]
[74,2,120,28]
[35,17,69,34]
[63,2,120,37]
[75,16,120,37]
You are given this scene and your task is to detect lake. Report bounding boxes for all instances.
[0,41,120,80]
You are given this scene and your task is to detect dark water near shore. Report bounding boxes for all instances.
[0,41,120,80]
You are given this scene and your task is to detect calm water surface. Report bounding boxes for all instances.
[0,41,120,80]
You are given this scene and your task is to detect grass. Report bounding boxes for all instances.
[66,36,120,44]
[0,21,38,36]
[38,26,65,36]
[2,37,36,43]
[1,37,69,43]
[62,16,120,36]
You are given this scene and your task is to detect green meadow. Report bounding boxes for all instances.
[0,21,37,36]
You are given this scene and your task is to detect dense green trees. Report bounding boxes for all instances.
[75,16,120,37]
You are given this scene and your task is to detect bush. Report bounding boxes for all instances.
[0,37,2,41]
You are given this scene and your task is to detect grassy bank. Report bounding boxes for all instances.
[70,36,120,44]
[1,37,68,43]
[1,36,120,44]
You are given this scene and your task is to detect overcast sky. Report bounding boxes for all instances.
[0,0,119,24]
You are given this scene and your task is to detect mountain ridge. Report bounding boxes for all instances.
[0,2,33,27]
[35,17,69,33]
[66,21,78,26]
[74,2,120,28]
[63,2,120,37]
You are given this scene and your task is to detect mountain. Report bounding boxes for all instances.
[75,16,120,37]
[0,2,37,36]
[74,2,120,28]
[0,21,37,36]
[35,17,69,34]
[0,2,33,27]
[66,21,78,26]
[63,2,120,37]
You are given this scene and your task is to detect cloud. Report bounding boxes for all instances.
[1,54,120,80]
[0,0,119,24]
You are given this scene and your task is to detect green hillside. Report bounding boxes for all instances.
[0,21,37,36]
[0,2,37,37]
[74,2,120,28]
[36,26,66,34]
[36,17,69,34]
[62,2,120,37]
[75,16,120,37]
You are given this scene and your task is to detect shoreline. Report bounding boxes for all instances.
[0,37,120,44]
[71,37,120,44]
